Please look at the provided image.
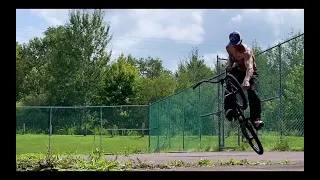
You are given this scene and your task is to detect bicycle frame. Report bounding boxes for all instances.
[193,70,248,123]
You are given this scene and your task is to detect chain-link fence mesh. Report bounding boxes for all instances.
[16,107,50,154]
[16,105,149,155]
[149,33,304,152]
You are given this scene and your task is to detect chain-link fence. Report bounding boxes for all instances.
[16,34,304,155]
[16,105,149,155]
[149,33,304,152]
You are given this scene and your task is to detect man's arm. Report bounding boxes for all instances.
[226,56,234,71]
[243,51,254,82]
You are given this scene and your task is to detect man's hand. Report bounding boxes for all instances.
[226,66,232,72]
[225,55,234,72]
[242,79,250,91]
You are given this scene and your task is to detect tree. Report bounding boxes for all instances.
[101,54,140,105]
[16,42,23,101]
[135,71,176,104]
[281,29,304,73]
[134,56,176,104]
[136,56,164,78]
[17,38,52,105]
[175,47,214,91]
[47,9,112,106]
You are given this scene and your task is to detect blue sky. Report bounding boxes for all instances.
[16,9,304,72]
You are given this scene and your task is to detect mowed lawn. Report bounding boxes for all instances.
[16,134,304,155]
[16,134,149,155]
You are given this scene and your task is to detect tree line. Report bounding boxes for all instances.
[16,9,304,136]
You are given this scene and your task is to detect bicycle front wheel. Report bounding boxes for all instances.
[240,121,264,155]
[225,74,248,110]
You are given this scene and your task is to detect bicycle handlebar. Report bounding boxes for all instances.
[192,69,228,89]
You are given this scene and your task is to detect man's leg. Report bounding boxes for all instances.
[247,74,264,130]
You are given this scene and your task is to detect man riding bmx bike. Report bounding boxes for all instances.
[224,31,264,131]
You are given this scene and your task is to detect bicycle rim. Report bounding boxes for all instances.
[240,122,264,155]
[225,74,248,110]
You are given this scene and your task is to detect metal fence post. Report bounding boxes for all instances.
[182,92,185,151]
[49,107,52,155]
[167,100,171,149]
[148,104,151,148]
[278,44,284,141]
[198,85,201,148]
[156,104,160,152]
[100,106,102,150]
[237,124,240,146]
[217,55,222,151]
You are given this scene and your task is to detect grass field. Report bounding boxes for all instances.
[16,134,304,155]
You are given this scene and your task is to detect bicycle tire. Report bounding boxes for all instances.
[225,74,248,110]
[240,121,264,155]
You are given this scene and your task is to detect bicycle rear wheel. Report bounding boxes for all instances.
[240,120,264,155]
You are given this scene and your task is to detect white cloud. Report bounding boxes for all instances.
[16,9,68,44]
[109,9,206,59]
[230,14,243,22]
[27,9,207,61]
[30,9,69,26]
[241,9,304,36]
[17,9,303,73]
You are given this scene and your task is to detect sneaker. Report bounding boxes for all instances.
[253,119,264,131]
[225,109,235,121]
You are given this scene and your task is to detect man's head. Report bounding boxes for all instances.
[226,31,243,53]
[228,31,242,47]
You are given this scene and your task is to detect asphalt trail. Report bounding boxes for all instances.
[102,151,304,171]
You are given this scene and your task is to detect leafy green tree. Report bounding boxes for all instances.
[46,9,112,106]
[16,42,23,101]
[135,71,176,104]
[101,54,140,105]
[136,56,164,78]
[175,47,214,91]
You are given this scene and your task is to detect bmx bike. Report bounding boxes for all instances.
[193,70,264,155]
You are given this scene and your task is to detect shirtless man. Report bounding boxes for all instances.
[224,31,264,130]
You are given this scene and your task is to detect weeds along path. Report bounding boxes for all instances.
[16,151,304,171]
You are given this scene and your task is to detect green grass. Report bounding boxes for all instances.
[16,134,149,155]
[16,134,304,155]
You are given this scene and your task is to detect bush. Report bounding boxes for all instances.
[272,138,290,151]
[127,130,139,136]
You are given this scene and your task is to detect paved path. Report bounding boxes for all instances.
[102,152,304,171]
[141,164,304,171]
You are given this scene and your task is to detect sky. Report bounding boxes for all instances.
[16,9,304,72]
